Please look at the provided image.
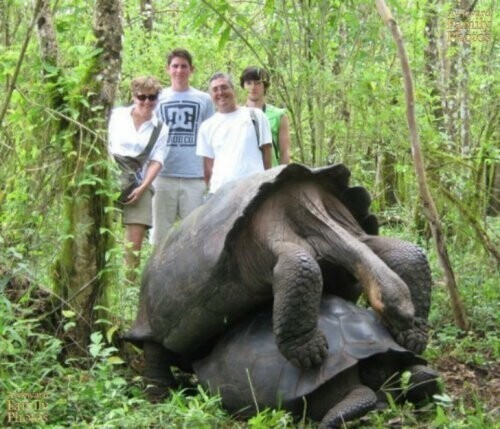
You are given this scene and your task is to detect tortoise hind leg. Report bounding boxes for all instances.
[317,385,377,429]
[306,368,377,428]
[143,341,178,401]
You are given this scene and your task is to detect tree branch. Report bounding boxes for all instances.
[375,0,470,330]
[0,0,42,128]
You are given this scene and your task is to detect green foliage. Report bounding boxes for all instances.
[431,398,497,429]
[0,0,498,427]
[427,254,499,369]
[0,294,232,427]
[247,407,297,428]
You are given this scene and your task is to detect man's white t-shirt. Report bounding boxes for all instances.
[196,107,271,193]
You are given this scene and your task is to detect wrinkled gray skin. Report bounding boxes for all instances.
[194,296,440,428]
[124,164,431,386]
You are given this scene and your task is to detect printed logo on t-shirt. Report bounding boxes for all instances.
[160,101,200,147]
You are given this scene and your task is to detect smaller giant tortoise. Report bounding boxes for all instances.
[194,295,439,428]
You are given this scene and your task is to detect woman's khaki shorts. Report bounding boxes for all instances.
[122,188,153,227]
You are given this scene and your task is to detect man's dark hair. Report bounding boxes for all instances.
[239,66,271,91]
[167,48,193,67]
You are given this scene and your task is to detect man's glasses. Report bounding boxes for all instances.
[135,93,159,101]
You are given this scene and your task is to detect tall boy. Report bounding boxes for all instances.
[152,48,214,245]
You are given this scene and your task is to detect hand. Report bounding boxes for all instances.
[124,186,145,205]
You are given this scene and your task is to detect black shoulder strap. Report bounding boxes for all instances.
[249,108,261,150]
[136,120,163,166]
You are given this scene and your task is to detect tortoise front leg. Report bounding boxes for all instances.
[272,242,328,368]
[362,236,432,354]
[404,364,441,404]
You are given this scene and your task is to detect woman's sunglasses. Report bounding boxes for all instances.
[135,93,159,101]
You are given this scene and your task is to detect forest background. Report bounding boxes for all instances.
[0,0,498,427]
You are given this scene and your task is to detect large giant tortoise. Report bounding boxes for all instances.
[124,163,431,388]
[194,295,440,428]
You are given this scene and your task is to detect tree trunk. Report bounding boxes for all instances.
[140,0,154,32]
[488,163,500,216]
[376,150,398,209]
[36,0,58,65]
[457,1,473,156]
[53,0,123,357]
[423,0,444,130]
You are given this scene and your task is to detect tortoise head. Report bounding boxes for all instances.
[357,262,415,333]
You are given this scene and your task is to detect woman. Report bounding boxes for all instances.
[108,76,168,283]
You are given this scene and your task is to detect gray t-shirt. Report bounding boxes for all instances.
[156,87,214,178]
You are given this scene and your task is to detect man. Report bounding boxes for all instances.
[197,72,272,194]
[240,66,291,166]
[152,48,214,246]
